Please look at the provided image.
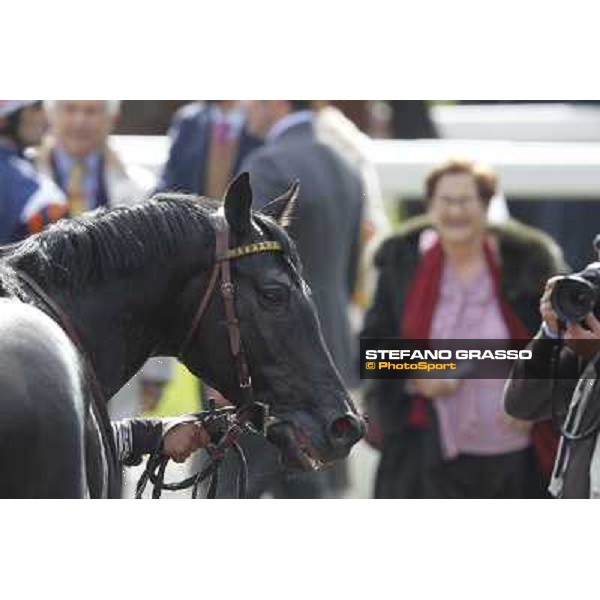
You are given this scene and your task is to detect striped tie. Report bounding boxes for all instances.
[67,162,86,217]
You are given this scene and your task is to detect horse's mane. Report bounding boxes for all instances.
[2,196,219,293]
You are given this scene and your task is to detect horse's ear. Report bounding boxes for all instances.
[223,172,253,235]
[260,180,300,229]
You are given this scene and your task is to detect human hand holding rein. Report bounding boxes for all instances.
[162,422,211,463]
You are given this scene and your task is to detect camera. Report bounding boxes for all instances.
[551,264,600,322]
[550,234,600,323]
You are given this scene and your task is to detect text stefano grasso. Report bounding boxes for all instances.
[364,349,532,361]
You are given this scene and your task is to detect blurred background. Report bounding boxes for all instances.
[3,99,600,498]
[112,100,600,269]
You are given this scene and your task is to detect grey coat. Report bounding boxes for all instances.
[504,331,600,498]
[242,120,363,388]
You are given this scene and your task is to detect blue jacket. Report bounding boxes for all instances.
[0,145,66,245]
[158,103,262,195]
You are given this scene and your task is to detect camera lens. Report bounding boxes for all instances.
[550,276,596,322]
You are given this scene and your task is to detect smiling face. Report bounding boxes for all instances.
[50,101,116,159]
[428,172,488,246]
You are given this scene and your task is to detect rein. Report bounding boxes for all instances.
[135,404,265,499]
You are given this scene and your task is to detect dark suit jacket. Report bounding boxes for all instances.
[243,119,363,388]
[158,102,261,195]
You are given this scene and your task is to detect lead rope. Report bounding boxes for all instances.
[134,407,257,499]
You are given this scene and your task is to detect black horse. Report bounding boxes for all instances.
[0,173,363,498]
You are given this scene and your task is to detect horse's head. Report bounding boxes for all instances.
[178,173,364,470]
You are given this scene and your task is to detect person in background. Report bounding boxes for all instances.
[314,102,390,318]
[33,101,155,215]
[228,100,364,499]
[158,100,261,198]
[362,158,566,498]
[244,101,363,390]
[31,100,172,424]
[0,101,66,245]
[504,277,600,498]
[13,101,48,152]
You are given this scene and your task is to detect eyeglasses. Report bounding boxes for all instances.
[430,195,481,208]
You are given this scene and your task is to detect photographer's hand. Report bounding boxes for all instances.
[540,276,564,336]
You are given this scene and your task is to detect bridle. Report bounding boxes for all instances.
[135,208,287,499]
[177,208,283,406]
[14,208,286,499]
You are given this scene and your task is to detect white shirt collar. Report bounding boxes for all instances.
[266,110,314,143]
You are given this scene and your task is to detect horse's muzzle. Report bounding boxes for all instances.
[267,412,365,471]
[327,413,365,454]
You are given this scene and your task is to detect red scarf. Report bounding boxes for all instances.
[400,236,557,476]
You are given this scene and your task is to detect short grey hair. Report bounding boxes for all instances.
[43,100,121,117]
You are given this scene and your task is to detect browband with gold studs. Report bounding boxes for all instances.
[222,241,283,261]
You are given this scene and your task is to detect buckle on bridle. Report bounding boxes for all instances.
[221,282,235,297]
[238,401,270,436]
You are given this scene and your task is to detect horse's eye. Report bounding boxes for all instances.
[260,286,288,304]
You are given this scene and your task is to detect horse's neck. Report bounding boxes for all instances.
[68,243,211,398]
[67,279,164,397]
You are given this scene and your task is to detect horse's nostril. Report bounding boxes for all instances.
[332,417,350,436]
[329,414,364,446]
